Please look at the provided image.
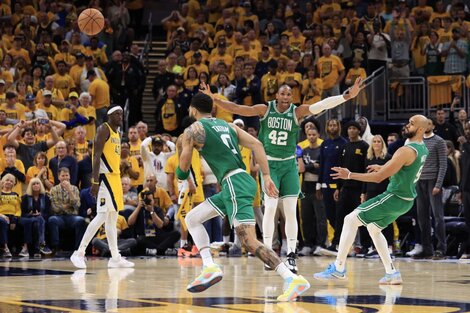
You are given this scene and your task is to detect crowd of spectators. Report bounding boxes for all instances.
[0,0,470,261]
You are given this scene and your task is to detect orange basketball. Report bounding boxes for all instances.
[78,8,105,36]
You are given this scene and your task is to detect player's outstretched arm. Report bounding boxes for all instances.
[199,82,267,117]
[232,124,279,198]
[295,77,364,118]
[331,146,416,183]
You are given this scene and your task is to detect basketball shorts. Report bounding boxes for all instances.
[97,173,124,213]
[266,158,300,198]
[357,192,413,229]
[207,171,257,226]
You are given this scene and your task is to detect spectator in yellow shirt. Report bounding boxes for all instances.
[8,36,31,65]
[280,60,303,105]
[317,43,345,99]
[53,61,76,101]
[87,70,110,126]
[78,92,96,142]
[1,91,26,122]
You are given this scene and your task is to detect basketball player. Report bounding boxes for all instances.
[178,93,310,301]
[314,115,429,284]
[200,78,363,272]
[71,106,134,268]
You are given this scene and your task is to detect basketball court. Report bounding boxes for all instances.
[0,256,469,312]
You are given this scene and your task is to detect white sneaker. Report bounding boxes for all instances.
[298,246,312,256]
[146,248,157,256]
[70,251,87,269]
[312,246,323,256]
[406,244,423,257]
[108,256,134,268]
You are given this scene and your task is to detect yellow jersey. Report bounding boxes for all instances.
[99,123,121,175]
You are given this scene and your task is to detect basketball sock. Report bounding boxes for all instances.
[105,211,119,259]
[335,211,362,272]
[282,197,298,254]
[78,212,107,254]
[185,201,219,266]
[223,236,230,244]
[180,239,188,247]
[262,196,279,249]
[367,223,396,274]
[275,262,296,280]
[234,233,241,248]
[254,207,264,233]
[200,247,214,267]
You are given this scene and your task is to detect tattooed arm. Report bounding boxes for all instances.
[178,121,206,172]
[235,224,281,269]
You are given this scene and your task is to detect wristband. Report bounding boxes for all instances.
[347,171,352,179]
[176,166,190,180]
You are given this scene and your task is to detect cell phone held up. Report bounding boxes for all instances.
[38,118,49,125]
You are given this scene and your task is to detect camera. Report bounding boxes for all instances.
[141,190,153,206]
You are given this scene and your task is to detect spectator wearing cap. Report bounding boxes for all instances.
[54,40,76,68]
[87,69,111,126]
[70,53,85,87]
[79,54,107,93]
[38,90,60,121]
[24,94,47,121]
[1,91,26,122]
[330,120,369,252]
[60,92,89,139]
[184,38,209,66]
[255,46,277,78]
[52,61,76,100]
[7,118,64,171]
[8,35,31,65]
[188,51,209,76]
[36,76,65,108]
[141,135,175,191]
[261,60,281,102]
[442,28,468,75]
[209,42,233,73]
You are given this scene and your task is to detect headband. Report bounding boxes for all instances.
[107,106,123,115]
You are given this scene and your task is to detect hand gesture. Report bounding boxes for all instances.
[199,82,214,99]
[263,175,279,198]
[330,167,351,180]
[344,77,364,100]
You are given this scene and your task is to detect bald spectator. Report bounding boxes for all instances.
[49,141,78,186]
[152,60,176,103]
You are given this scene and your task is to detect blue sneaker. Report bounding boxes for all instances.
[313,263,347,281]
[379,271,403,285]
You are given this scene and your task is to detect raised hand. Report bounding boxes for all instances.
[344,77,364,99]
[199,82,214,99]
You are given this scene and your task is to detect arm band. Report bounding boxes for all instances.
[176,166,190,180]
[309,95,346,115]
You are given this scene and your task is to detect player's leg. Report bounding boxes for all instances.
[185,199,224,293]
[314,210,362,281]
[367,223,402,285]
[106,210,134,267]
[262,162,280,249]
[71,212,107,269]
[235,222,310,301]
